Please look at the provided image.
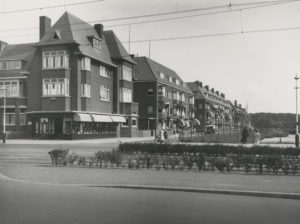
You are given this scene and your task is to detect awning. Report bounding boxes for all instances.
[73,113,93,122]
[185,121,190,128]
[111,116,126,123]
[178,119,186,127]
[91,114,112,122]
[193,119,201,126]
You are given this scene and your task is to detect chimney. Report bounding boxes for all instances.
[221,93,225,98]
[216,91,219,95]
[130,54,135,60]
[94,24,104,39]
[234,100,237,107]
[239,104,242,108]
[205,85,209,91]
[195,81,202,87]
[211,88,214,93]
[0,41,8,52]
[40,16,51,40]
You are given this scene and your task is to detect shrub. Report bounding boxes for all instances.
[48,148,69,166]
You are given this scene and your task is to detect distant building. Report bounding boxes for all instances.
[134,57,196,132]
[187,81,234,132]
[0,12,138,139]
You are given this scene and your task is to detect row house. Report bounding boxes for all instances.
[187,81,235,132]
[0,12,138,139]
[134,56,197,132]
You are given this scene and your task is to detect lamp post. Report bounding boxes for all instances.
[0,87,6,143]
[295,74,299,147]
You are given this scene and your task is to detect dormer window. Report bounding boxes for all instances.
[53,29,61,40]
[0,60,22,70]
[176,79,180,85]
[169,76,172,82]
[93,38,102,50]
[159,72,165,79]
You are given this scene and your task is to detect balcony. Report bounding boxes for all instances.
[119,102,139,116]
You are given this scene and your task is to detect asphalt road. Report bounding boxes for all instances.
[1,180,300,224]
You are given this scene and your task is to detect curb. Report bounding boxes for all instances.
[1,172,300,200]
[89,185,300,200]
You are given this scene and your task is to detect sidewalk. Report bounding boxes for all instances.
[3,136,155,145]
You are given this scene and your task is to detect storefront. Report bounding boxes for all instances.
[27,112,126,139]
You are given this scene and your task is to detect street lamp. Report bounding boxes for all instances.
[295,74,299,147]
[0,87,7,143]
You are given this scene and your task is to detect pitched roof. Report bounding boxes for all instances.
[135,56,192,94]
[0,43,37,72]
[39,12,114,67]
[103,30,135,64]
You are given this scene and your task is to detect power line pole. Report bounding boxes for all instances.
[295,74,299,147]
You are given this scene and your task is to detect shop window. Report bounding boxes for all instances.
[122,118,129,127]
[40,118,54,134]
[63,118,72,134]
[19,108,26,126]
[5,108,15,126]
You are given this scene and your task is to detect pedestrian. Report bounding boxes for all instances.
[159,129,165,144]
[163,130,168,143]
[254,129,260,145]
[241,126,249,144]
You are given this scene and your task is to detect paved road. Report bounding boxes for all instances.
[1,180,299,224]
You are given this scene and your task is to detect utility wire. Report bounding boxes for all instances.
[0,0,105,14]
[0,0,298,33]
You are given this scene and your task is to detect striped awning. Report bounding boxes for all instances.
[193,119,201,126]
[178,119,186,127]
[185,121,190,128]
[73,113,93,122]
[91,114,112,122]
[111,116,126,123]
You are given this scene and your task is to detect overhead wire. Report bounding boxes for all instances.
[0,0,299,34]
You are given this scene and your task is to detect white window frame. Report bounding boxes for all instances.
[159,72,165,79]
[81,57,91,71]
[100,84,110,101]
[42,50,69,69]
[132,118,137,127]
[0,60,22,70]
[42,78,69,96]
[93,38,102,50]
[120,87,132,103]
[0,80,23,97]
[100,65,109,78]
[122,65,132,81]
[81,83,91,98]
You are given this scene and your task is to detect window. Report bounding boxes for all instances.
[182,94,185,102]
[159,72,165,79]
[147,106,153,114]
[158,86,166,96]
[42,78,69,96]
[176,79,180,85]
[19,108,26,126]
[122,118,129,127]
[169,76,172,82]
[0,60,22,70]
[93,38,102,50]
[100,85,110,101]
[0,80,23,97]
[81,84,91,97]
[81,57,91,71]
[132,118,137,127]
[100,65,109,78]
[42,50,69,69]
[120,88,132,102]
[122,65,132,81]
[40,118,54,134]
[167,91,172,99]
[147,88,154,96]
[4,108,15,126]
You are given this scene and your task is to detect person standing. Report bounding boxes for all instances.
[241,127,249,144]
[254,129,260,145]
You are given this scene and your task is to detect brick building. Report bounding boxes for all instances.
[187,81,234,132]
[0,12,138,139]
[134,57,196,133]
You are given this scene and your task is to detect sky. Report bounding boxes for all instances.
[1,0,300,113]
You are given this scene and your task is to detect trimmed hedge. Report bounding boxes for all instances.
[118,143,300,156]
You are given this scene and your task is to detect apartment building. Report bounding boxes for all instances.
[0,12,138,139]
[134,56,196,132]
